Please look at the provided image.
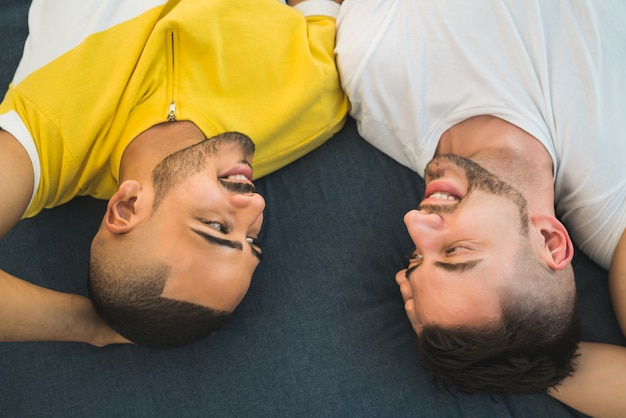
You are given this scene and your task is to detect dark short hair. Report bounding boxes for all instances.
[416,272,581,394]
[88,261,230,349]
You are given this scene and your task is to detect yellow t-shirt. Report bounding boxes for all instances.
[0,0,348,218]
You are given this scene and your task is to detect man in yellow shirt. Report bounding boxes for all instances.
[0,0,347,348]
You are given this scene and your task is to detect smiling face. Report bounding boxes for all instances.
[146,132,265,312]
[396,154,532,333]
[91,131,266,317]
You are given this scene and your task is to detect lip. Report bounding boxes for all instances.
[220,164,254,183]
[421,180,464,206]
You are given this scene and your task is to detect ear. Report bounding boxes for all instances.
[103,180,145,234]
[531,214,574,271]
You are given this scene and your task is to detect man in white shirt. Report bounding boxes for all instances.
[336,1,626,416]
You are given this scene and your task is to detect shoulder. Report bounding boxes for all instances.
[0,128,34,236]
[13,0,166,86]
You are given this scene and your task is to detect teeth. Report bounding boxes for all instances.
[227,174,248,181]
[429,191,459,201]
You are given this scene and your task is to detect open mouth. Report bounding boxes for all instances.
[223,173,250,182]
[427,191,460,202]
[218,164,256,193]
[220,164,253,184]
[422,179,464,206]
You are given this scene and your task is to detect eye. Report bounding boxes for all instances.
[246,236,263,251]
[206,221,228,233]
[407,251,423,267]
[246,237,263,261]
[445,245,470,255]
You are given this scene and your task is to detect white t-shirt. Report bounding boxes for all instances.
[336,0,626,270]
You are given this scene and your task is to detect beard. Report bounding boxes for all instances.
[420,154,529,233]
[151,131,256,207]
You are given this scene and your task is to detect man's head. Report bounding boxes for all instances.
[396,154,580,393]
[88,131,265,348]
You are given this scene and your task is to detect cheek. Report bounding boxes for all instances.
[212,260,258,306]
[178,175,224,204]
[460,194,522,233]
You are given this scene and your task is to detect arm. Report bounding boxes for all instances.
[549,342,626,418]
[252,0,349,178]
[609,229,626,335]
[0,269,128,346]
[0,129,32,237]
[0,130,128,346]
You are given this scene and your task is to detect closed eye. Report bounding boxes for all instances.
[405,256,483,279]
[445,245,473,255]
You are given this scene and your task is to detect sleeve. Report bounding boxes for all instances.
[12,0,166,86]
[298,0,349,148]
[293,0,341,18]
[248,0,349,177]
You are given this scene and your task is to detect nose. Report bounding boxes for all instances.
[404,209,444,243]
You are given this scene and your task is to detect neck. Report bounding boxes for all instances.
[436,115,555,216]
[119,121,205,183]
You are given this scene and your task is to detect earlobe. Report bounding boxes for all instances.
[104,180,143,234]
[532,214,574,270]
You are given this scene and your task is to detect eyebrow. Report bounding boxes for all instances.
[434,259,483,272]
[191,229,262,261]
[405,258,483,279]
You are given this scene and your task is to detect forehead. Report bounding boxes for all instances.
[408,231,524,330]
[156,234,257,311]
[143,197,259,312]
[411,262,505,329]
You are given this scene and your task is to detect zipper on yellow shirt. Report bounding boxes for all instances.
[166,29,179,122]
[167,101,177,122]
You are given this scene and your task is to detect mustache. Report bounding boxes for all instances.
[417,202,459,214]
[218,178,257,194]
